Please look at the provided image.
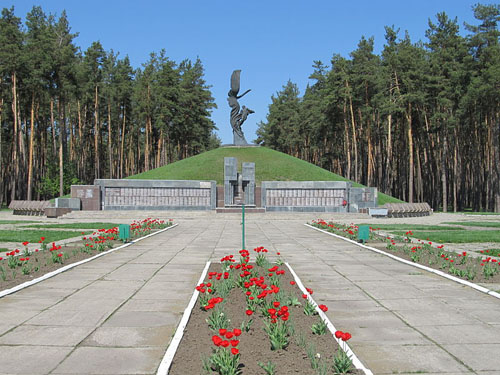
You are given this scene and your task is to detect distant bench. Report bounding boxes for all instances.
[382,202,433,218]
[8,200,51,216]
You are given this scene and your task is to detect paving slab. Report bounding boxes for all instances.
[0,325,93,346]
[52,347,165,374]
[82,326,177,347]
[0,345,73,374]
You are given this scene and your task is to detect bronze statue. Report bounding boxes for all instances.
[228,70,254,145]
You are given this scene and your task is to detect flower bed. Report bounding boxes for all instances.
[309,220,500,284]
[167,247,365,375]
[0,218,173,291]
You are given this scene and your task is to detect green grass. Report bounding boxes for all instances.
[0,220,38,225]
[127,146,402,205]
[443,221,500,228]
[25,222,120,230]
[361,224,463,231]
[458,211,500,215]
[391,230,500,243]
[0,230,90,243]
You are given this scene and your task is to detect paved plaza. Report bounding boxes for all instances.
[0,212,499,374]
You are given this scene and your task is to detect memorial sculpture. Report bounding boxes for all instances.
[228,70,254,145]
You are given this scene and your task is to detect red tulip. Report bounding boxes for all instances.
[219,329,227,336]
[221,340,230,348]
[342,332,352,341]
[233,328,242,337]
[230,340,239,347]
[212,335,222,346]
[231,348,239,355]
[246,310,253,316]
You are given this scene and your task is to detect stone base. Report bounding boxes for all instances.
[45,207,72,218]
[216,207,266,213]
[233,132,248,146]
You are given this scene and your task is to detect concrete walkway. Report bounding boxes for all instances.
[0,216,499,374]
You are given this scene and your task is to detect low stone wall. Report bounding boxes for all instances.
[94,179,217,210]
[261,181,351,212]
[349,187,378,213]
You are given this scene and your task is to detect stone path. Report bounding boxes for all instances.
[0,216,499,374]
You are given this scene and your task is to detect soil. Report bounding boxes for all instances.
[367,240,500,284]
[0,225,172,291]
[0,239,122,290]
[311,223,500,284]
[169,263,363,375]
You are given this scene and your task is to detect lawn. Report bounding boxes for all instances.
[390,230,500,243]
[0,230,90,243]
[26,222,120,230]
[0,220,38,225]
[361,224,463,231]
[443,221,500,228]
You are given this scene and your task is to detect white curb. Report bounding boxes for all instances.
[157,260,211,375]
[157,260,373,375]
[0,223,178,299]
[305,223,500,300]
[285,262,374,375]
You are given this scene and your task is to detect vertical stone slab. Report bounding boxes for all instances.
[242,162,255,205]
[224,157,238,206]
[71,185,101,211]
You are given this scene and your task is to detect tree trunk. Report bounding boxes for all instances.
[385,112,392,194]
[11,72,18,202]
[343,101,351,180]
[94,85,100,179]
[27,92,36,200]
[120,106,126,179]
[406,103,414,203]
[441,133,448,213]
[107,102,112,179]
[50,98,57,159]
[59,98,65,197]
[346,80,358,182]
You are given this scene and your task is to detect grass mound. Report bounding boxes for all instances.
[127,146,401,205]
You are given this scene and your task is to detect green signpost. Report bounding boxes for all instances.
[242,204,245,250]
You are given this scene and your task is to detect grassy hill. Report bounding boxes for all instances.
[128,146,402,205]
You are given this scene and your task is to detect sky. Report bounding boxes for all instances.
[8,0,479,144]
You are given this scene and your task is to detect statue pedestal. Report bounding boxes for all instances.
[233,131,248,146]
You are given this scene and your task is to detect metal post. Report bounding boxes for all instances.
[242,203,245,250]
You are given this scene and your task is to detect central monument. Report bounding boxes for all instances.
[227,70,254,145]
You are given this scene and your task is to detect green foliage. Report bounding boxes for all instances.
[332,349,353,374]
[206,307,230,332]
[263,320,291,350]
[258,361,276,375]
[311,318,328,335]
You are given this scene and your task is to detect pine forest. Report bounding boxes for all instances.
[257,4,500,212]
[0,6,219,206]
